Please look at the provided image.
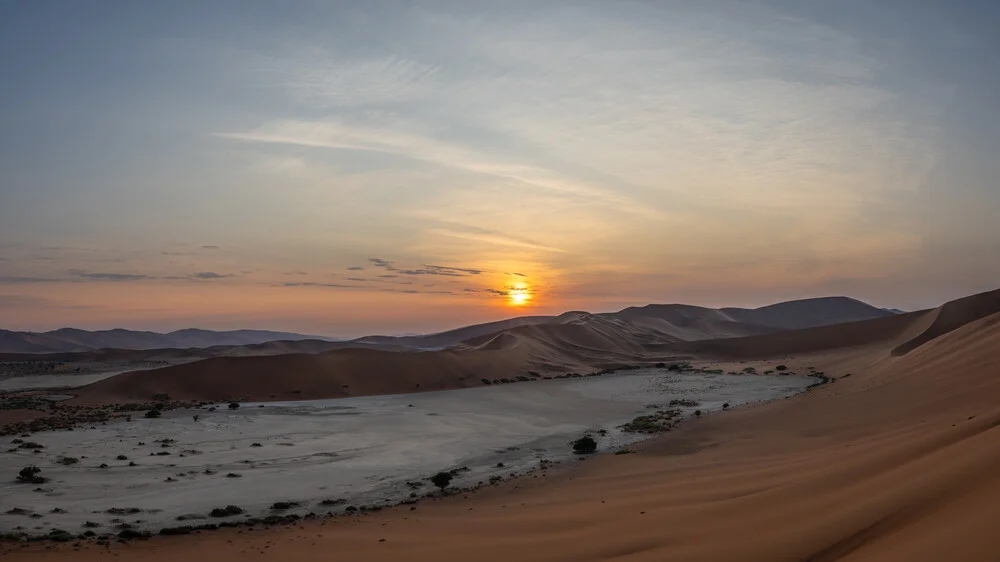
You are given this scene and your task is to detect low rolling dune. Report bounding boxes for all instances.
[8,290,1000,560]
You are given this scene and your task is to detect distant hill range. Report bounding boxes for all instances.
[0,296,896,355]
[0,328,337,354]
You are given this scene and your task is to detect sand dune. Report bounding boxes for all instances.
[10,290,1000,560]
[67,289,998,405]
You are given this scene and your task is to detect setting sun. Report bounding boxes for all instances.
[508,286,532,306]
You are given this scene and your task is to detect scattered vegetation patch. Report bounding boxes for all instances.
[621,409,681,433]
[270,501,300,511]
[57,456,80,465]
[209,505,244,518]
[117,529,152,540]
[45,529,74,542]
[143,409,162,419]
[105,507,141,515]
[668,399,699,407]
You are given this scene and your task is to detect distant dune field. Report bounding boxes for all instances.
[7,290,999,560]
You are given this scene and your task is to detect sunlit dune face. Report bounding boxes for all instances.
[508,286,532,307]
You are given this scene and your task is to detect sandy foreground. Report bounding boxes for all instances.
[4,305,1000,560]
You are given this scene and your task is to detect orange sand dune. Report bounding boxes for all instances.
[6,289,999,561]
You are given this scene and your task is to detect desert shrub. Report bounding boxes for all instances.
[106,507,141,515]
[668,363,682,371]
[614,449,633,455]
[481,378,491,385]
[159,526,195,536]
[571,435,598,454]
[16,466,48,484]
[775,365,788,371]
[270,501,300,510]
[694,410,702,417]
[46,529,74,542]
[722,402,730,410]
[668,399,699,407]
[430,471,453,492]
[621,410,681,433]
[228,402,240,410]
[144,409,162,419]
[116,455,128,460]
[57,456,80,465]
[117,529,151,540]
[516,376,530,382]
[209,505,244,517]
[17,442,43,449]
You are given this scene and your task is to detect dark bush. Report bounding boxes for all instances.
[209,505,244,517]
[694,410,702,417]
[58,456,80,465]
[116,455,128,460]
[144,409,162,419]
[722,402,730,409]
[430,471,453,492]
[270,501,300,510]
[775,365,788,371]
[228,402,240,410]
[117,529,151,540]
[16,466,48,484]
[571,435,597,454]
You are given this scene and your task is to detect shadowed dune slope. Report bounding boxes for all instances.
[72,347,537,404]
[15,294,1000,561]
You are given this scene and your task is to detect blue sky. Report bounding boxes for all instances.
[1,1,998,335]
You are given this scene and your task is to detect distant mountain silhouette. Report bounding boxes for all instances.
[0,296,898,355]
[0,328,336,354]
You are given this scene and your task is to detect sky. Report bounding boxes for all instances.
[1,0,998,337]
